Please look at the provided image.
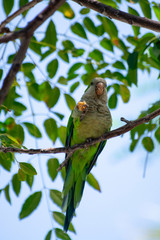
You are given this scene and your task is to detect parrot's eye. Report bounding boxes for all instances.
[91,82,93,85]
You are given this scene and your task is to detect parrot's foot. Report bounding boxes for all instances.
[86,137,94,143]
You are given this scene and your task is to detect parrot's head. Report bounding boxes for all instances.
[85,77,107,103]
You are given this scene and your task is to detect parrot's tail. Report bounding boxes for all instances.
[63,178,86,232]
[63,187,75,232]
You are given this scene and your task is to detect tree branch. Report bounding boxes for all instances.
[73,0,160,32]
[0,107,160,159]
[0,37,31,106]
[0,0,65,44]
[0,0,42,33]
[0,0,65,106]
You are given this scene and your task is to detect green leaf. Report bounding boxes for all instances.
[89,49,103,61]
[59,2,75,19]
[8,124,24,144]
[142,137,154,152]
[68,63,83,75]
[67,73,79,80]
[53,211,76,233]
[58,76,68,85]
[98,0,118,8]
[28,83,41,101]
[84,62,95,73]
[4,184,11,204]
[12,174,21,196]
[0,133,22,149]
[108,92,117,109]
[128,7,140,36]
[44,118,58,143]
[58,126,67,146]
[55,228,71,240]
[41,49,54,61]
[112,61,125,70]
[80,8,90,15]
[127,52,138,70]
[22,62,35,74]
[147,57,160,70]
[102,17,118,39]
[29,36,42,55]
[139,0,151,19]
[44,86,60,109]
[47,158,59,181]
[83,17,97,35]
[120,85,130,103]
[130,139,139,152]
[19,191,42,219]
[19,162,37,176]
[71,22,87,39]
[3,0,14,15]
[149,41,160,62]
[45,230,52,240]
[71,48,85,58]
[62,40,74,50]
[50,189,63,208]
[18,168,26,181]
[153,6,160,21]
[70,82,80,93]
[7,54,15,64]
[53,112,64,120]
[81,73,97,85]
[39,81,51,102]
[96,24,104,36]
[0,69,3,80]
[58,50,69,63]
[64,94,76,110]
[127,51,138,85]
[100,38,113,52]
[87,173,101,192]
[0,152,13,171]
[42,20,57,47]
[19,0,28,8]
[136,33,155,51]
[23,122,42,138]
[26,175,34,189]
[47,59,58,78]
[12,101,27,116]
[155,127,160,143]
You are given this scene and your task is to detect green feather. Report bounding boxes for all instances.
[62,77,112,232]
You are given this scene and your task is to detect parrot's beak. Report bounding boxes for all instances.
[95,82,105,96]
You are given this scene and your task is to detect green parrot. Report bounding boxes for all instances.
[62,77,112,232]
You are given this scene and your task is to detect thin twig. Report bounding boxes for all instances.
[73,0,160,32]
[143,151,149,178]
[57,152,73,172]
[0,107,160,162]
[0,0,66,44]
[0,0,66,106]
[0,0,43,33]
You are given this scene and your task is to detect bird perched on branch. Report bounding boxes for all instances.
[62,77,112,232]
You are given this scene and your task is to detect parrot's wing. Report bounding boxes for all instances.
[65,114,74,170]
[87,140,106,174]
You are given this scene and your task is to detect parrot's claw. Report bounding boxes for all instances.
[86,137,94,143]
